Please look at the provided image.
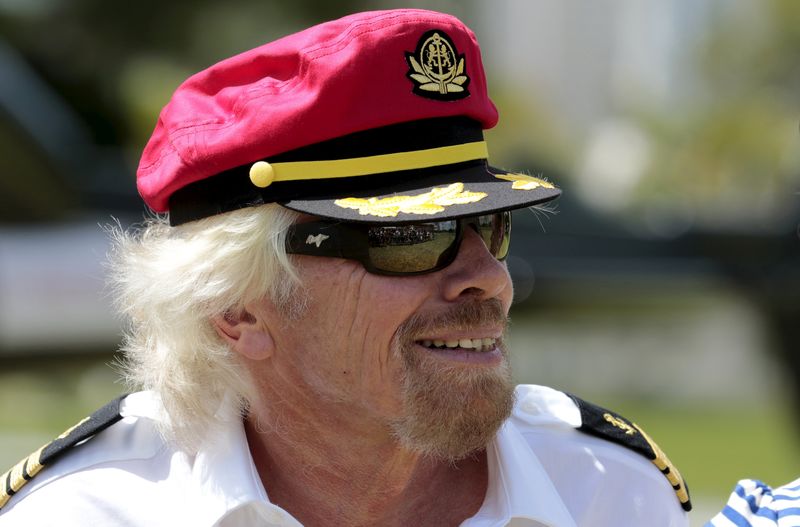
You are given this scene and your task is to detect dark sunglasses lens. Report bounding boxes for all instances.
[478,212,511,260]
[367,221,458,273]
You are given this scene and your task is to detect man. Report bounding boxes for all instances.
[0,9,690,526]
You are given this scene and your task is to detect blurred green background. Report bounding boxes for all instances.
[0,0,798,523]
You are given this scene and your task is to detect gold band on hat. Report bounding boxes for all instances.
[249,141,489,188]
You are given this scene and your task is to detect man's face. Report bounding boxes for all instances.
[265,223,515,461]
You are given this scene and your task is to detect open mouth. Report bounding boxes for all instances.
[417,337,497,353]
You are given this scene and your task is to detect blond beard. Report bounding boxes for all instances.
[390,299,515,461]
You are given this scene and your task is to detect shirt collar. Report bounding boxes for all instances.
[169,391,575,527]
[464,420,577,527]
[184,394,301,526]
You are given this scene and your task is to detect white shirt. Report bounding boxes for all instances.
[0,385,688,526]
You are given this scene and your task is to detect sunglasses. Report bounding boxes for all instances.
[285,212,512,276]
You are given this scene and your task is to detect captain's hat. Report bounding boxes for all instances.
[137,9,560,225]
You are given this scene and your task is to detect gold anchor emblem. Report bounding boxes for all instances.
[603,412,637,435]
[406,30,470,100]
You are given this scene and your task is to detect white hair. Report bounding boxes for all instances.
[106,204,301,450]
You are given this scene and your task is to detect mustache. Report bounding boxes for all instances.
[396,298,508,341]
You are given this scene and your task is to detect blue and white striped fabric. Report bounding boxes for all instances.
[705,478,800,527]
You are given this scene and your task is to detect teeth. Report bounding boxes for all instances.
[477,338,497,352]
[419,338,497,352]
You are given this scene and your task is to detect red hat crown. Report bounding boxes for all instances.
[137,9,498,214]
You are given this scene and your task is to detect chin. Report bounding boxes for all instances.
[392,347,515,461]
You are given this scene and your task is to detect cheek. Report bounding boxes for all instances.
[347,280,422,366]
[353,281,430,392]
[358,276,431,339]
[329,277,428,405]
[287,262,414,379]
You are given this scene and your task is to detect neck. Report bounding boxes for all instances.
[244,387,488,527]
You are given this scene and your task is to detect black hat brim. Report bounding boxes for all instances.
[279,160,560,223]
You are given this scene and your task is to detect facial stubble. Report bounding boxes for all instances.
[390,299,515,462]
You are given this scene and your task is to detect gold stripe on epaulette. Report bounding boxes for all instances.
[634,423,690,506]
[0,444,46,510]
[23,445,45,481]
[9,458,26,493]
[0,469,11,508]
[0,416,89,511]
[55,416,90,442]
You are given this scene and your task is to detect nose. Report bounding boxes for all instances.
[440,225,513,305]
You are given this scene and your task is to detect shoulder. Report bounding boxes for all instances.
[509,385,691,513]
[705,477,800,526]
[0,392,170,522]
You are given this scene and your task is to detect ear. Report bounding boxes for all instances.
[211,306,275,361]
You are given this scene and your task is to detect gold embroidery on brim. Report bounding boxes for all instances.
[495,173,555,190]
[603,412,637,436]
[634,423,690,506]
[335,183,486,217]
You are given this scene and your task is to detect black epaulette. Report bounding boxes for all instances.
[0,394,127,511]
[566,393,692,512]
